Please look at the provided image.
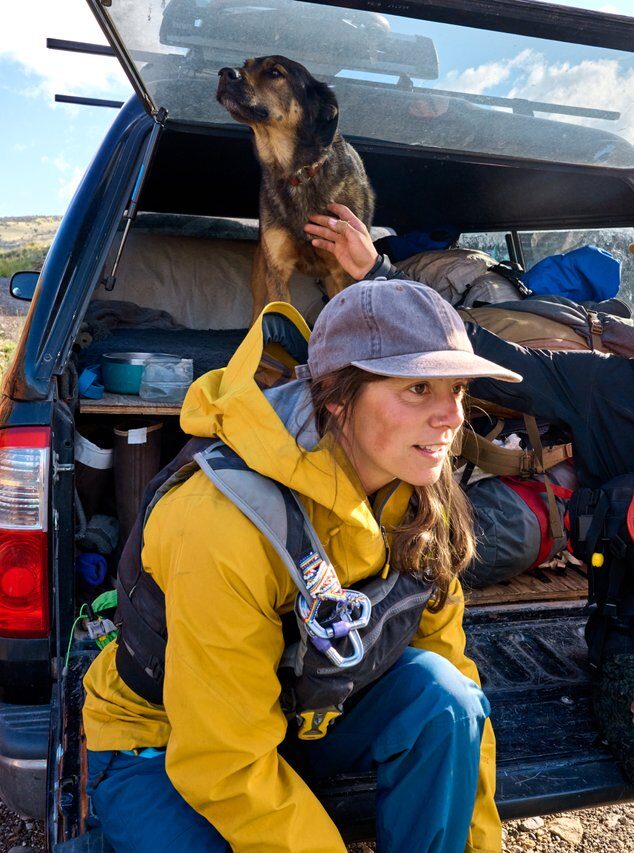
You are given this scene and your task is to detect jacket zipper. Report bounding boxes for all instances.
[374,481,400,579]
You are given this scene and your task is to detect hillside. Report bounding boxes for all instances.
[0,215,61,251]
[0,215,61,278]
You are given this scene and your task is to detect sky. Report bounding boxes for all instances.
[0,0,632,218]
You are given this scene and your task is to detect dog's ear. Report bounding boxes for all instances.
[304,80,339,149]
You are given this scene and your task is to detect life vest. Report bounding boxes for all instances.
[114,438,434,740]
[568,474,634,669]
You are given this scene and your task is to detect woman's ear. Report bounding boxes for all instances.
[325,400,344,420]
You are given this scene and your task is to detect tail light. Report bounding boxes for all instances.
[0,427,50,637]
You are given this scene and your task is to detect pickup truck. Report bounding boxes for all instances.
[2,1,634,849]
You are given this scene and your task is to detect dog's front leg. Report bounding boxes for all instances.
[250,227,297,326]
[250,243,270,326]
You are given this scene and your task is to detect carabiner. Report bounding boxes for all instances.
[296,590,371,639]
[296,590,371,668]
[324,629,365,668]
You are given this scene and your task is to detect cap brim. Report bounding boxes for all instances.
[351,350,522,382]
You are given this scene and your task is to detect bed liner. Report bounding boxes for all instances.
[51,602,633,849]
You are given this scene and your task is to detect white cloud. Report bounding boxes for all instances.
[0,0,187,108]
[444,62,511,95]
[0,0,130,106]
[439,49,634,145]
[507,55,634,144]
[42,153,72,172]
[442,50,532,95]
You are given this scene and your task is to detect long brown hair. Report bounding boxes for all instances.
[310,365,475,611]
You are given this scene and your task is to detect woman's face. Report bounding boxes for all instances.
[332,376,467,495]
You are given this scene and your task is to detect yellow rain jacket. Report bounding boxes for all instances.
[83,303,501,852]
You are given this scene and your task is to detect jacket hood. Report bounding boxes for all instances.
[180,303,384,520]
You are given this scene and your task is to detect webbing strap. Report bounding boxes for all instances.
[585,492,610,558]
[523,415,565,541]
[194,445,327,606]
[489,261,532,297]
[460,428,572,477]
[587,612,610,670]
[486,419,505,443]
[605,552,628,617]
[586,310,604,351]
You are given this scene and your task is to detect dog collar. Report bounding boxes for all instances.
[288,160,325,187]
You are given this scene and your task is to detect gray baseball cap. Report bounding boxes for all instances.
[295,279,522,383]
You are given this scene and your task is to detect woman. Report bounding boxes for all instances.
[82,281,520,853]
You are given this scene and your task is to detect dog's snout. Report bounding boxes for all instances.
[218,67,242,81]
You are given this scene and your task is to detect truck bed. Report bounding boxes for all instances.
[318,601,633,840]
[49,600,634,850]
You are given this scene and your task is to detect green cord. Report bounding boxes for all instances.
[63,604,88,674]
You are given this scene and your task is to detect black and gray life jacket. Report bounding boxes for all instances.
[568,474,634,668]
[115,438,434,739]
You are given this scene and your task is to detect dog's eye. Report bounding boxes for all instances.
[268,67,284,78]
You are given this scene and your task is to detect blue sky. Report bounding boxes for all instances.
[0,0,631,218]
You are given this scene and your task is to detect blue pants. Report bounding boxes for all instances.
[88,647,489,853]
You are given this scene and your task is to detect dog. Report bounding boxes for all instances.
[217,55,374,325]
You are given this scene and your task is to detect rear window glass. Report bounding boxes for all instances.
[107,0,634,168]
[519,228,634,307]
[460,229,634,307]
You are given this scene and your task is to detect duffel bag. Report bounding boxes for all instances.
[464,475,571,588]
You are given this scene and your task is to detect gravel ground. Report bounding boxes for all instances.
[348,805,634,850]
[2,801,633,851]
[0,800,45,853]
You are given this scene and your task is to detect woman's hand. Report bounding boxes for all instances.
[304,202,379,280]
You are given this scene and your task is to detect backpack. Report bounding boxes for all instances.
[567,475,634,784]
[458,294,634,357]
[463,475,572,589]
[398,248,529,308]
[114,438,434,740]
[568,474,634,668]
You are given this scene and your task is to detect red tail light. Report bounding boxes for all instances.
[0,427,50,637]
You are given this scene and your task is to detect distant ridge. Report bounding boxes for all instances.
[0,216,62,277]
[0,216,61,252]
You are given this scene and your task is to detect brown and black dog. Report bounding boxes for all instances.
[217,55,374,324]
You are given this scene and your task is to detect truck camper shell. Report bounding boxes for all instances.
[0,0,633,848]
